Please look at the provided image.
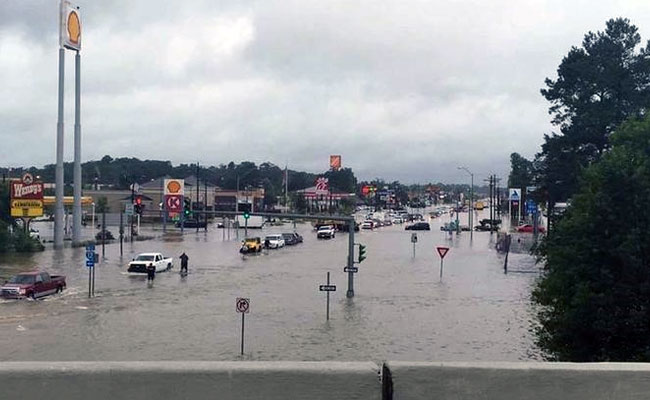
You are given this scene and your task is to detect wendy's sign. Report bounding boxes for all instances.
[11,173,44,200]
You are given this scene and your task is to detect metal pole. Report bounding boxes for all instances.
[91,203,95,239]
[91,259,95,297]
[119,212,123,256]
[346,220,355,298]
[222,217,225,241]
[196,163,200,233]
[440,259,444,279]
[455,199,460,234]
[326,272,330,321]
[489,175,493,232]
[413,242,415,258]
[88,267,91,298]
[240,313,245,356]
[130,182,134,242]
[162,178,167,233]
[470,173,473,240]
[101,211,106,258]
[204,178,208,232]
[72,51,82,244]
[54,47,65,248]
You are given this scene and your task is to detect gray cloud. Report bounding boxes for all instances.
[2,0,650,183]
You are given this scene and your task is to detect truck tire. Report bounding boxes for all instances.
[57,286,64,293]
[29,291,35,299]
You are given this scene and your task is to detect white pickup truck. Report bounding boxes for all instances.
[317,225,336,239]
[127,253,173,274]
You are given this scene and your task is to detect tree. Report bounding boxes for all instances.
[325,168,357,193]
[290,192,307,213]
[536,18,650,204]
[508,152,533,189]
[533,114,650,361]
[96,197,109,213]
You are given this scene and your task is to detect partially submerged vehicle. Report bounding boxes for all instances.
[240,237,262,253]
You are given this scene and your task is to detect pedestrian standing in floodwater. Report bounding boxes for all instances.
[180,252,189,274]
[147,263,155,282]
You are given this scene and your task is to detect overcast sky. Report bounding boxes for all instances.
[2,1,650,183]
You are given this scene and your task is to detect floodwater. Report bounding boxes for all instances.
[0,209,543,361]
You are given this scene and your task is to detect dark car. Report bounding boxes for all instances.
[405,222,430,231]
[292,232,303,243]
[175,219,207,228]
[282,233,297,245]
[95,229,114,241]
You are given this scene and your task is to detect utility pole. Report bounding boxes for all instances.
[196,162,200,233]
[458,167,473,239]
[130,178,135,242]
[204,177,208,232]
[489,175,494,229]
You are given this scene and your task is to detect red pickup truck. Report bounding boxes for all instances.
[1,271,66,299]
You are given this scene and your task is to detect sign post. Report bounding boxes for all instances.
[236,297,250,355]
[319,272,336,321]
[85,243,96,298]
[411,233,418,258]
[436,246,450,279]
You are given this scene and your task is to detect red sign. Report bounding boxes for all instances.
[165,194,182,213]
[361,185,370,196]
[436,246,450,259]
[10,173,44,200]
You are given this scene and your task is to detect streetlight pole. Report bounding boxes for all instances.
[458,167,474,240]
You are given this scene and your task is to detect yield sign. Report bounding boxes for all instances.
[436,246,450,259]
[165,195,182,213]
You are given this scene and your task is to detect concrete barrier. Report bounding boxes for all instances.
[385,361,650,400]
[0,362,380,400]
[6,361,650,400]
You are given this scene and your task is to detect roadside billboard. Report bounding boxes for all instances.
[10,173,44,217]
[164,179,184,196]
[60,1,81,51]
[330,155,341,171]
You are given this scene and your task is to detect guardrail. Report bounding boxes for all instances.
[3,361,650,400]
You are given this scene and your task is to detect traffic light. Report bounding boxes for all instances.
[134,195,143,215]
[243,211,250,220]
[357,244,367,263]
[183,197,191,217]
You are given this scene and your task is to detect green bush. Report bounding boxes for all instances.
[11,229,44,253]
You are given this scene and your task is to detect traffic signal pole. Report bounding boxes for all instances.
[347,221,355,298]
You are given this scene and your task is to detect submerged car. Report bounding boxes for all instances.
[240,237,262,253]
[127,253,173,274]
[317,225,335,239]
[516,224,546,233]
[405,222,431,231]
[1,271,66,299]
[264,234,285,249]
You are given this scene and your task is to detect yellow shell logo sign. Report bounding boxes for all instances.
[67,10,80,44]
[167,181,182,194]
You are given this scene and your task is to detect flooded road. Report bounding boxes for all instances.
[0,210,543,361]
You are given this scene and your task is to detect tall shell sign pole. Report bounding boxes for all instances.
[60,1,81,51]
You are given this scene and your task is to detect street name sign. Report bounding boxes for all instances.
[344,266,358,273]
[319,285,337,292]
